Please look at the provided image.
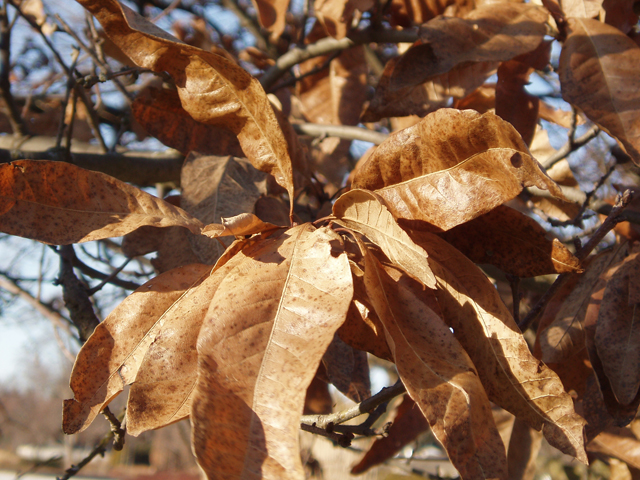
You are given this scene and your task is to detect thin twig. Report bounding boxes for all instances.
[518,190,633,332]
[301,380,405,429]
[505,274,521,325]
[301,423,354,447]
[86,257,133,295]
[0,3,28,136]
[101,406,126,451]
[540,124,600,170]
[293,123,389,145]
[269,50,342,91]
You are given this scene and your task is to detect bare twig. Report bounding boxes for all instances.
[301,423,354,447]
[86,257,133,295]
[293,123,389,145]
[518,190,633,332]
[505,273,521,325]
[0,4,28,136]
[57,436,108,480]
[301,380,405,429]
[540,124,601,170]
[260,27,419,91]
[101,406,125,451]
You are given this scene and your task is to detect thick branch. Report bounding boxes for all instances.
[260,28,419,91]
[0,135,183,185]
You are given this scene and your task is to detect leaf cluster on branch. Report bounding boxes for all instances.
[1,0,640,478]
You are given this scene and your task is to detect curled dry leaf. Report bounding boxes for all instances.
[351,395,429,474]
[63,264,212,434]
[192,224,353,479]
[362,250,508,480]
[202,213,281,239]
[131,87,244,157]
[408,230,588,463]
[180,154,267,264]
[332,189,436,289]
[352,109,563,231]
[595,251,640,405]
[438,205,582,277]
[77,0,296,204]
[559,18,640,165]
[390,3,548,91]
[0,160,202,245]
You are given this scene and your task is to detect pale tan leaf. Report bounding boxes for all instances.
[251,0,290,39]
[390,3,548,91]
[332,189,436,289]
[362,251,508,479]
[202,213,281,239]
[62,264,212,434]
[595,252,640,405]
[352,109,563,231]
[314,0,374,38]
[560,0,603,17]
[78,0,295,203]
[559,18,640,165]
[126,255,245,435]
[408,230,588,463]
[192,224,353,480]
[589,427,640,470]
[0,160,202,245]
[181,153,267,264]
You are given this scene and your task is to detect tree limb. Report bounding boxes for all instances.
[293,123,389,145]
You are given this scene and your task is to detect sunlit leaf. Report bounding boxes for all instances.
[332,189,436,289]
[362,250,508,479]
[409,230,588,463]
[0,160,202,245]
[77,0,296,204]
[192,224,353,479]
[559,18,640,165]
[560,0,603,17]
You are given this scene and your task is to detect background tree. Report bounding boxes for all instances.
[1,0,640,478]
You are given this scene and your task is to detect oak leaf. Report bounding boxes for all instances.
[362,250,508,480]
[77,0,296,205]
[192,224,353,479]
[352,109,563,231]
[0,160,202,245]
[559,18,640,165]
[409,230,588,463]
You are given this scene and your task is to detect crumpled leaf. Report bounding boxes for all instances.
[63,264,212,434]
[192,224,353,480]
[362,250,508,480]
[559,18,640,165]
[202,213,281,239]
[390,3,548,92]
[0,160,202,245]
[438,205,582,277]
[77,0,296,204]
[351,395,429,474]
[180,154,267,264]
[352,109,563,231]
[408,230,588,463]
[332,189,436,289]
[132,87,244,157]
[595,251,640,405]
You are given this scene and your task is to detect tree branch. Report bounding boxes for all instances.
[293,123,389,145]
[260,28,419,91]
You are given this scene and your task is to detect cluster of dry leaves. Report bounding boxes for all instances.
[2,0,640,477]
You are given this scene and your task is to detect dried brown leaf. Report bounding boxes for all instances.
[408,230,588,463]
[132,87,244,157]
[181,154,267,264]
[192,224,353,479]
[252,0,290,39]
[438,205,581,277]
[321,335,371,402]
[560,0,603,17]
[314,0,374,38]
[351,395,429,474]
[0,160,202,245]
[595,252,640,405]
[332,189,436,289]
[352,109,563,231]
[78,0,296,203]
[559,18,640,165]
[202,213,281,239]
[362,251,508,479]
[390,3,548,91]
[62,264,212,434]
[589,427,640,470]
[507,418,543,480]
